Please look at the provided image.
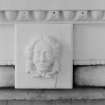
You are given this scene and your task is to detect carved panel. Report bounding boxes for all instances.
[15,24,73,88]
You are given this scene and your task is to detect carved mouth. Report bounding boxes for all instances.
[37,64,51,72]
[38,62,50,66]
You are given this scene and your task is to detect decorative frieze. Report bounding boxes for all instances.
[17,11,31,21]
[0,10,105,22]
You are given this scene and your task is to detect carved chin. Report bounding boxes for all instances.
[36,63,50,69]
[36,66,50,72]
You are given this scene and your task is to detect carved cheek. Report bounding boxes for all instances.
[46,56,54,65]
[43,51,53,62]
[33,53,40,64]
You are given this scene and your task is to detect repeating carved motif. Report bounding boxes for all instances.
[4,11,17,21]
[74,10,88,20]
[62,10,75,20]
[90,10,104,20]
[0,11,5,20]
[24,35,61,79]
[17,10,31,21]
[33,10,47,21]
[0,10,104,22]
[46,10,61,21]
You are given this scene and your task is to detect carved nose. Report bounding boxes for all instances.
[40,52,46,62]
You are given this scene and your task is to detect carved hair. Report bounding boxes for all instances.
[24,35,61,78]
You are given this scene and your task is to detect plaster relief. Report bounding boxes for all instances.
[75,10,88,20]
[33,11,47,21]
[5,11,17,21]
[63,10,75,20]
[90,10,104,20]
[25,36,61,79]
[17,11,31,21]
[46,11,61,21]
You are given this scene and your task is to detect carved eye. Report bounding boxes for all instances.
[45,52,53,60]
[46,52,51,57]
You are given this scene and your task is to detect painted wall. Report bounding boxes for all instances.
[0,0,104,10]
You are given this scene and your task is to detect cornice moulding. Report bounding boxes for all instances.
[0,10,105,23]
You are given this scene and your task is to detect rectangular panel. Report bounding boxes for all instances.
[0,0,105,10]
[74,24,105,65]
[0,24,14,65]
[15,24,73,89]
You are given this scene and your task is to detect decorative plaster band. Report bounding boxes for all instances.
[74,59,105,65]
[0,10,105,23]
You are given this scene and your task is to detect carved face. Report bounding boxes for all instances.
[33,41,54,72]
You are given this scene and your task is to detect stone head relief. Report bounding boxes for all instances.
[25,36,61,79]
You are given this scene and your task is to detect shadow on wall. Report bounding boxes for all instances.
[0,65,105,88]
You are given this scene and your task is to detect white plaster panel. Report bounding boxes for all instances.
[15,24,73,89]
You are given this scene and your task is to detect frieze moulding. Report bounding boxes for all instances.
[0,10,105,23]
